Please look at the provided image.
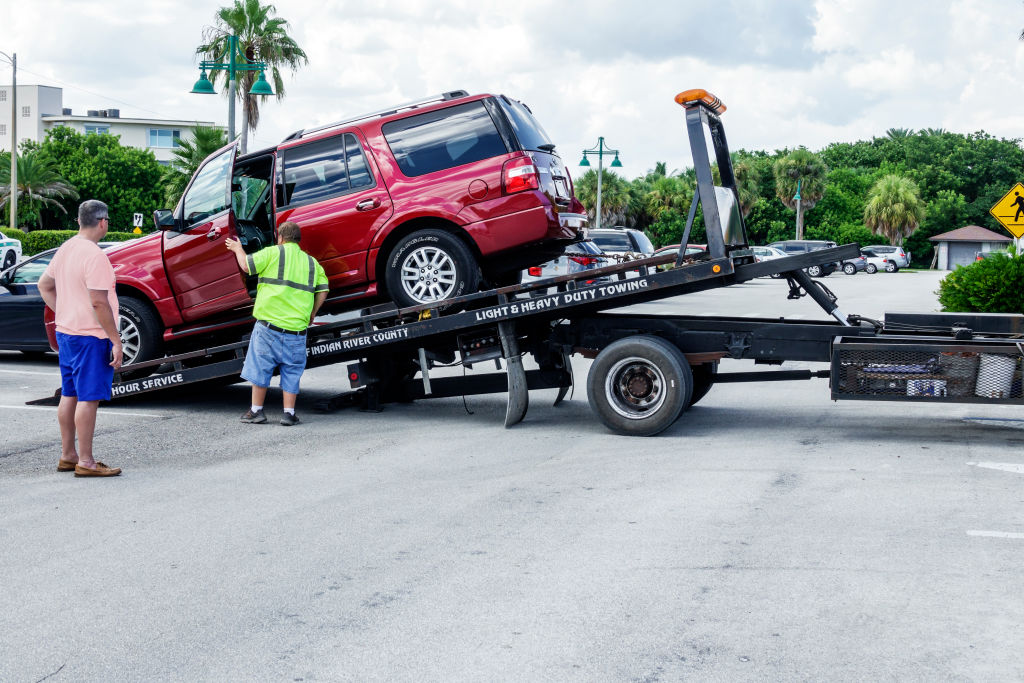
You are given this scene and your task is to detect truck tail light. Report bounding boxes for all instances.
[502,157,540,194]
[527,266,543,277]
[569,255,599,266]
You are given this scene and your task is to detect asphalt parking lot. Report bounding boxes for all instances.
[2,270,1022,681]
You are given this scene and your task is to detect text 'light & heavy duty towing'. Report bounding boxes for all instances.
[31,89,1024,435]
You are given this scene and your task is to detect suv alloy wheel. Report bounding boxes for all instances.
[385,229,481,308]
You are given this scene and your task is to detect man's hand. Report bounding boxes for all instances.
[110,341,123,370]
[225,237,243,254]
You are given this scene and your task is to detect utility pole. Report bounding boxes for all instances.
[1,51,15,232]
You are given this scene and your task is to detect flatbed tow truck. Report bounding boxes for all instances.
[30,89,1024,435]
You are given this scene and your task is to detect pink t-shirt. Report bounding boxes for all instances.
[43,236,119,339]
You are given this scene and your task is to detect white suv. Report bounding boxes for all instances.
[0,231,22,271]
[863,245,910,269]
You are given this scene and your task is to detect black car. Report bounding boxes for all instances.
[0,244,116,354]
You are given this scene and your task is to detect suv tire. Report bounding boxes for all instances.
[386,229,480,308]
[865,263,878,274]
[806,264,823,277]
[842,262,857,275]
[885,261,899,273]
[118,296,163,367]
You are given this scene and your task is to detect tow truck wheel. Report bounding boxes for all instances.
[118,296,163,368]
[587,335,693,436]
[865,263,878,274]
[385,229,480,309]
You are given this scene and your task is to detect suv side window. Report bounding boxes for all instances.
[382,101,508,177]
[280,133,375,207]
[183,147,233,226]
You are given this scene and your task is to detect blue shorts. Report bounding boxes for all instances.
[57,332,115,402]
[240,321,308,395]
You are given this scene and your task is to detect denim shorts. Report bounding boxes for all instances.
[240,321,308,394]
[57,332,115,402]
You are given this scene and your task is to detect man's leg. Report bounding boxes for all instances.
[282,391,297,412]
[74,400,100,468]
[57,394,79,463]
[252,384,269,409]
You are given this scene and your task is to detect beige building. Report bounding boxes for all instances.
[0,84,216,164]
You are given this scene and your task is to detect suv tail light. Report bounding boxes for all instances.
[502,157,540,194]
[527,266,543,277]
[569,255,599,266]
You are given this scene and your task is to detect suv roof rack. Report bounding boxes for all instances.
[282,90,470,142]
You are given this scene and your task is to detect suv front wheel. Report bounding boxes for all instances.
[385,229,481,308]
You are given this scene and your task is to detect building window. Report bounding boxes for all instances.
[22,106,30,117]
[85,125,110,136]
[0,91,6,102]
[0,124,6,136]
[148,128,181,148]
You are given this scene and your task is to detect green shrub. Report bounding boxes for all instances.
[20,230,141,255]
[938,253,1024,313]
[2,227,28,244]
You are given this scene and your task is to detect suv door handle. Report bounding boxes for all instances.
[356,198,381,211]
[206,227,224,241]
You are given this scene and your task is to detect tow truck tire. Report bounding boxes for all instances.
[865,263,878,274]
[385,230,480,309]
[118,296,163,368]
[587,335,693,437]
[806,265,823,277]
[842,263,857,275]
[885,261,899,273]
[689,361,718,408]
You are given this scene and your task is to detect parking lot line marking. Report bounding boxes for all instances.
[0,404,164,418]
[0,369,57,376]
[967,530,1024,539]
[967,462,1024,475]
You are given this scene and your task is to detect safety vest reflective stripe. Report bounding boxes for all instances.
[256,245,320,293]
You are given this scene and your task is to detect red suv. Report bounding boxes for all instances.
[69,91,586,365]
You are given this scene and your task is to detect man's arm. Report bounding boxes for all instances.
[310,291,328,325]
[225,238,250,273]
[89,289,123,369]
[38,274,57,311]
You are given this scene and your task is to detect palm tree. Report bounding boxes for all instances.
[732,158,761,218]
[0,149,79,230]
[885,127,914,139]
[772,148,827,239]
[162,125,229,206]
[863,174,926,246]
[197,0,308,153]
[575,169,631,227]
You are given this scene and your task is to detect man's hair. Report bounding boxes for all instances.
[78,200,109,228]
[279,221,301,243]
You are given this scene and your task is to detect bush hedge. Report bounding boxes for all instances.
[2,227,28,245]
[19,230,142,256]
[938,253,1024,313]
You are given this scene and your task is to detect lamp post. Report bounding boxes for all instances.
[0,50,15,232]
[579,136,622,231]
[191,35,273,147]
[793,179,802,240]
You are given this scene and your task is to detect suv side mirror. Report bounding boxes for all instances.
[153,209,176,231]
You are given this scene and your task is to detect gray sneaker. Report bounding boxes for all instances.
[241,408,267,424]
[280,412,301,426]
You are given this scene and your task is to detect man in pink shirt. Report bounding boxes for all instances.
[38,200,123,477]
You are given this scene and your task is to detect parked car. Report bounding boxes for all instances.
[60,90,586,366]
[767,240,840,277]
[863,244,910,269]
[0,230,23,271]
[521,240,610,293]
[975,250,1004,261]
[653,244,706,271]
[840,253,867,275]
[590,227,656,257]
[860,248,897,273]
[0,243,117,354]
[750,245,788,278]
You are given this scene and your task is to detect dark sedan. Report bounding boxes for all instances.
[0,244,116,354]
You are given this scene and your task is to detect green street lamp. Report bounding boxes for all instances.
[1,50,16,232]
[579,136,623,231]
[191,35,273,144]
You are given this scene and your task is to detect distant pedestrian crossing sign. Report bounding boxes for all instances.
[989,183,1024,238]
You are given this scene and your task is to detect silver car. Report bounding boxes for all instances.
[521,240,610,292]
[863,244,910,268]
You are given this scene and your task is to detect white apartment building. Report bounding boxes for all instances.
[0,84,217,164]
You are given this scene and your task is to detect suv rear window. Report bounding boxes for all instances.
[280,133,375,207]
[592,232,632,251]
[496,96,554,152]
[382,101,508,177]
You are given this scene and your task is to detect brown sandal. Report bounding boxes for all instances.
[74,462,122,477]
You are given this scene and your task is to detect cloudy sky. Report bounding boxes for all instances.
[2,0,1023,179]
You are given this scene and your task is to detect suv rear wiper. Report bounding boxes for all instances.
[537,143,556,152]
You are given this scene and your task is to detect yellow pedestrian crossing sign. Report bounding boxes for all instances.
[989,183,1024,238]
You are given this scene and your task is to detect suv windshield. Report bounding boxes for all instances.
[497,96,554,152]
